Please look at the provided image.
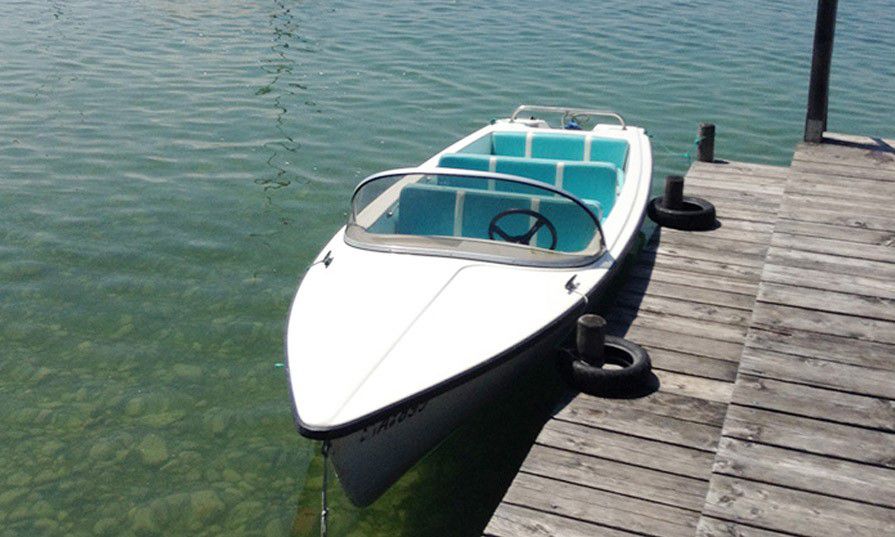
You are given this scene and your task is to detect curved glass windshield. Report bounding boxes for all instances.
[345,169,604,267]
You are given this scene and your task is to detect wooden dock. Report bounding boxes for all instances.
[484,133,895,537]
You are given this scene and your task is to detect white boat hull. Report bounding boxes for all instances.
[328,309,573,506]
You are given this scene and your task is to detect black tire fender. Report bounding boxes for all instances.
[567,336,651,396]
[647,196,716,231]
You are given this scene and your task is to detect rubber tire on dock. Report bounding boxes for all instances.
[568,336,651,396]
[647,196,716,231]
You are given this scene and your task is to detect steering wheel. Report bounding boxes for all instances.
[488,209,558,250]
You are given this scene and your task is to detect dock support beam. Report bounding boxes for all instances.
[804,0,838,143]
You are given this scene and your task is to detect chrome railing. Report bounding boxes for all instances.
[510,105,626,129]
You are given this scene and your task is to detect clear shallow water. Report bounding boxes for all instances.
[0,1,891,535]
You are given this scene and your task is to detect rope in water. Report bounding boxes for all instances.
[649,133,704,164]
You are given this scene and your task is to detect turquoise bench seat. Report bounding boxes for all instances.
[438,153,618,217]
[486,131,629,170]
[395,183,599,253]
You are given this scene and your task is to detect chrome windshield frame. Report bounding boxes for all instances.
[344,167,607,268]
[510,104,626,130]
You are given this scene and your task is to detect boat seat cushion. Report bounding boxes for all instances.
[395,183,600,252]
[438,153,618,218]
[488,132,628,169]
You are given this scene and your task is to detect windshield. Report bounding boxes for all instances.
[345,168,605,267]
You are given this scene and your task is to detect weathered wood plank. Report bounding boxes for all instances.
[536,419,716,480]
[643,249,763,282]
[765,246,895,280]
[751,302,895,345]
[775,218,895,246]
[555,398,722,452]
[620,278,757,310]
[758,281,895,322]
[648,232,771,258]
[746,328,895,371]
[611,323,743,362]
[617,292,754,327]
[713,437,895,508]
[563,388,727,428]
[628,264,759,297]
[702,475,895,537]
[503,472,699,537]
[612,308,748,344]
[484,503,638,537]
[521,444,708,511]
[776,204,895,232]
[732,374,895,430]
[723,405,895,467]
[697,516,795,537]
[762,263,895,301]
[654,370,733,403]
[643,346,739,382]
[771,232,895,264]
[648,241,767,268]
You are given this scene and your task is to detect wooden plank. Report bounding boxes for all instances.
[537,419,715,480]
[739,346,895,399]
[723,405,895,467]
[697,516,796,537]
[703,475,895,537]
[484,503,638,537]
[713,437,895,508]
[751,302,895,345]
[555,399,721,452]
[628,264,758,297]
[521,444,708,511]
[765,246,895,280]
[502,472,699,537]
[685,173,786,196]
[758,282,895,322]
[612,308,748,344]
[771,232,895,264]
[782,192,895,219]
[648,241,767,268]
[563,388,727,427]
[620,277,757,310]
[790,159,895,183]
[612,323,743,362]
[642,346,739,382]
[732,374,895,430]
[775,218,895,246]
[643,250,763,282]
[654,370,733,404]
[617,292,754,327]
[762,263,895,301]
[776,204,895,232]
[746,328,895,371]
[649,232,771,258]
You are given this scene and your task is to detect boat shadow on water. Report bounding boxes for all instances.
[289,228,661,537]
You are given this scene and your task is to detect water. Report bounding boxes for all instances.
[0,0,891,535]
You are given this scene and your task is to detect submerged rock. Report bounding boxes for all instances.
[138,434,168,466]
[190,489,224,522]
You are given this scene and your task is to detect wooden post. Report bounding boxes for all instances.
[663,175,685,210]
[804,0,838,143]
[576,314,606,367]
[696,123,715,162]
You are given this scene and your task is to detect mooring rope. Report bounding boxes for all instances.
[320,441,330,537]
[649,133,703,164]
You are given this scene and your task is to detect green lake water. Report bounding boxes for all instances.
[0,1,892,535]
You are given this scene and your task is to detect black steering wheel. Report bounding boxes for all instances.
[488,209,558,250]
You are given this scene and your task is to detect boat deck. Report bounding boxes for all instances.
[483,133,895,537]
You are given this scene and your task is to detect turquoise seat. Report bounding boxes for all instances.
[590,137,628,169]
[536,197,599,251]
[562,162,618,216]
[531,134,585,160]
[395,183,457,237]
[491,132,526,157]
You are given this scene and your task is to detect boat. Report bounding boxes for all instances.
[284,105,653,506]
